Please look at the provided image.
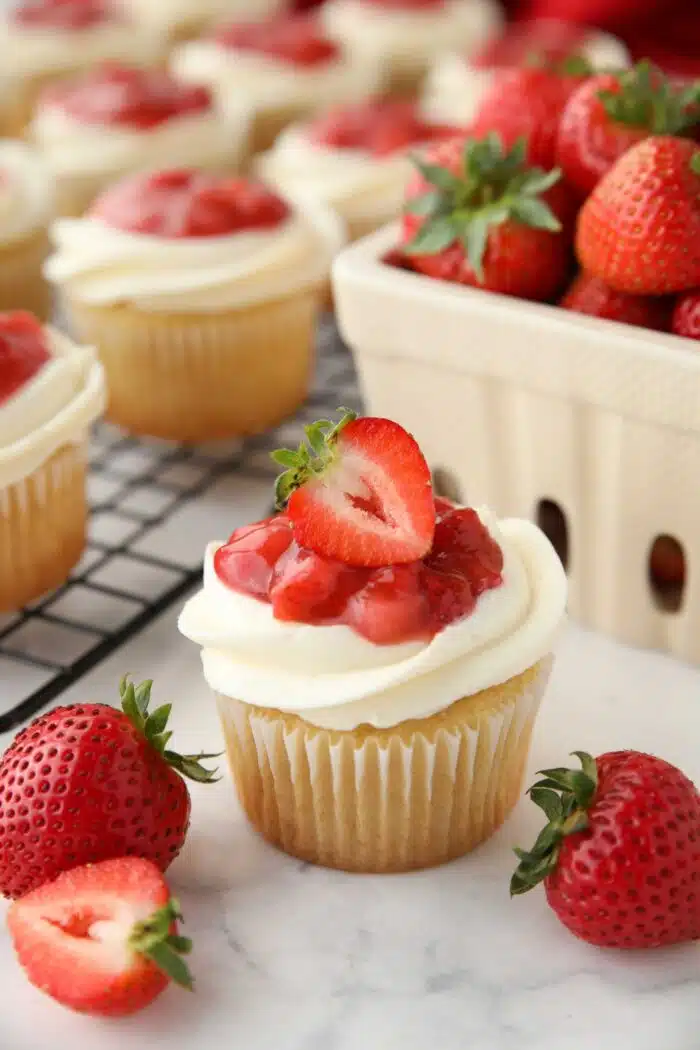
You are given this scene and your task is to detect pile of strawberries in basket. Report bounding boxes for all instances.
[397,59,700,340]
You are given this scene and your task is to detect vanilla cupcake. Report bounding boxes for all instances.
[321,0,502,98]
[179,411,567,873]
[172,12,383,155]
[257,98,461,242]
[0,141,53,320]
[423,18,631,125]
[115,0,284,46]
[0,0,166,135]
[45,169,343,441]
[30,63,251,217]
[0,312,105,611]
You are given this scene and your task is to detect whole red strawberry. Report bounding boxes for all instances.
[576,136,700,295]
[511,750,700,949]
[672,290,700,339]
[557,62,700,198]
[401,133,573,302]
[560,272,671,330]
[470,67,586,169]
[0,677,219,899]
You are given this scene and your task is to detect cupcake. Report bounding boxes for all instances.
[0,311,105,611]
[423,18,631,125]
[30,63,252,217]
[321,0,502,99]
[172,12,384,155]
[0,140,53,320]
[0,0,167,135]
[115,0,284,47]
[45,169,344,442]
[257,98,460,242]
[179,410,567,873]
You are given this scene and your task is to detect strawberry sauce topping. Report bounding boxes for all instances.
[472,19,589,71]
[307,100,460,157]
[42,64,212,130]
[215,498,503,645]
[215,13,340,67]
[12,0,118,29]
[359,0,446,9]
[0,312,51,407]
[91,169,290,237]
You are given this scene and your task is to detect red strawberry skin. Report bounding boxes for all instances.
[545,752,700,948]
[560,272,671,330]
[0,311,51,406]
[470,67,585,169]
[672,290,700,339]
[8,857,179,1016]
[576,136,700,295]
[287,417,436,567]
[556,74,652,198]
[0,702,191,899]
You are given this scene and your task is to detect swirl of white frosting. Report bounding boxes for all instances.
[30,99,251,180]
[0,16,166,81]
[172,39,384,114]
[0,327,105,488]
[116,0,283,36]
[45,196,345,312]
[257,123,416,227]
[423,30,631,124]
[178,509,567,730]
[0,140,53,246]
[321,0,503,71]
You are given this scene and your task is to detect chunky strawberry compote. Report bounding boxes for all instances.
[216,13,339,66]
[0,312,50,406]
[12,0,118,29]
[307,99,459,156]
[42,64,212,130]
[91,169,290,237]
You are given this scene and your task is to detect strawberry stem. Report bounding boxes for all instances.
[119,676,221,784]
[270,407,356,509]
[129,898,194,990]
[598,60,700,135]
[510,751,598,897]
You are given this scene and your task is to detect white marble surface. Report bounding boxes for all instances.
[0,604,699,1049]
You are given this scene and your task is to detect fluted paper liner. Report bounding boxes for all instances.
[0,229,52,321]
[216,657,552,873]
[67,288,323,441]
[0,444,87,611]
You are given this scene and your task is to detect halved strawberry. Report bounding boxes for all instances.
[271,410,435,567]
[8,857,193,1017]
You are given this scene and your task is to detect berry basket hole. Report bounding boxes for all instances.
[432,467,463,504]
[536,499,569,571]
[648,535,685,614]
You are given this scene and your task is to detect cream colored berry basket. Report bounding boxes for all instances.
[332,223,700,664]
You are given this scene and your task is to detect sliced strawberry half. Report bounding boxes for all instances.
[8,857,193,1017]
[271,410,436,567]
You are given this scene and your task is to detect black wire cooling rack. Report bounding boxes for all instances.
[0,320,362,734]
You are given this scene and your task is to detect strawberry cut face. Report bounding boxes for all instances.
[0,311,51,407]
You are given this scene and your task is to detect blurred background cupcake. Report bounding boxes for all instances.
[114,0,284,47]
[29,63,252,216]
[172,11,384,155]
[0,140,54,319]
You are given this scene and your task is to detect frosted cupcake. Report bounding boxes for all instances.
[115,0,283,46]
[45,169,343,441]
[424,18,630,125]
[30,63,251,217]
[321,0,502,98]
[0,0,166,135]
[0,141,53,320]
[0,311,105,611]
[172,12,383,155]
[257,99,460,242]
[179,410,567,873]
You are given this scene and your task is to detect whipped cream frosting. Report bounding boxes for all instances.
[178,509,567,731]
[321,0,503,71]
[172,38,383,115]
[31,100,251,181]
[257,123,417,226]
[45,196,345,312]
[116,0,282,35]
[0,140,53,246]
[0,327,105,489]
[423,30,630,124]
[0,16,165,82]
